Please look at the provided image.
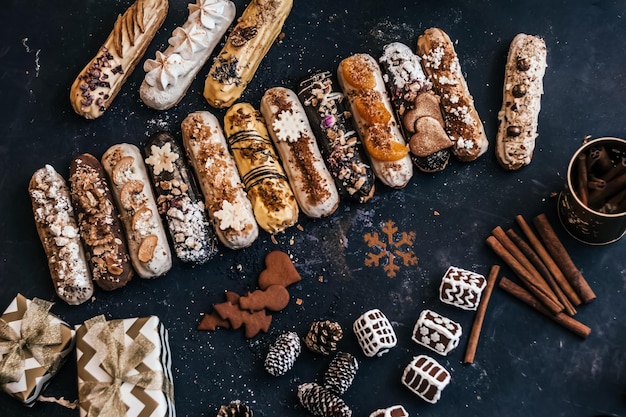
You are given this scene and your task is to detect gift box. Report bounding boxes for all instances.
[0,293,75,406]
[76,315,175,417]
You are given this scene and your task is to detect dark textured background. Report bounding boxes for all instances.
[0,0,625,416]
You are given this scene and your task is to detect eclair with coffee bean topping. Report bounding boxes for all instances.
[69,154,133,291]
[417,28,488,162]
[298,71,376,202]
[101,143,172,278]
[496,33,547,170]
[70,0,168,119]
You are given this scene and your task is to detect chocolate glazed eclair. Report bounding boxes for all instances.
[298,71,376,203]
[144,132,218,264]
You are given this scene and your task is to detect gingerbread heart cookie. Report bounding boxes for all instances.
[258,250,301,290]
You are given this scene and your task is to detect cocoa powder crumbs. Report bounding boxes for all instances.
[288,135,330,205]
[265,89,293,113]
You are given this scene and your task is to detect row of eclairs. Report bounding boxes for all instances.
[29,32,495,305]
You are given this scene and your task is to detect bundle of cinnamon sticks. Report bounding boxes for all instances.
[574,144,626,213]
[486,213,594,339]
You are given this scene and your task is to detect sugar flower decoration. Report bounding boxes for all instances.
[145,143,179,175]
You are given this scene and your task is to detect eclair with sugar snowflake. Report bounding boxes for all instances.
[140,0,236,110]
[260,87,340,219]
[181,110,258,249]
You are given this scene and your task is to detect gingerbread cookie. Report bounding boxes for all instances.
[258,250,301,289]
[239,285,290,312]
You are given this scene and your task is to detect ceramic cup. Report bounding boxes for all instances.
[558,137,626,245]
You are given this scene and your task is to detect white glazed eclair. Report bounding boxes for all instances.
[496,33,547,170]
[70,0,168,119]
[417,28,488,162]
[224,102,299,234]
[337,53,413,189]
[181,111,259,249]
[260,87,340,218]
[140,0,236,110]
[101,143,172,278]
[29,165,94,305]
[203,0,293,108]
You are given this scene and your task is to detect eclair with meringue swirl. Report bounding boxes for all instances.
[140,0,236,110]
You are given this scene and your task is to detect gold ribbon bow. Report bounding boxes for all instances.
[0,297,63,384]
[79,315,172,417]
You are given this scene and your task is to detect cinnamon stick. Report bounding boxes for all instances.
[515,215,581,306]
[486,235,564,315]
[506,228,577,316]
[499,277,591,339]
[588,171,626,207]
[576,153,589,206]
[491,226,559,304]
[464,264,500,364]
[532,214,596,303]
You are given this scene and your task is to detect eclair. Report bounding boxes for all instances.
[337,53,413,189]
[417,27,488,162]
[203,0,293,108]
[69,154,133,291]
[379,42,453,173]
[70,0,168,119]
[496,33,547,170]
[144,132,219,263]
[140,0,236,110]
[101,143,172,278]
[298,71,376,202]
[29,165,94,305]
[223,103,299,234]
[181,111,259,249]
[260,87,340,219]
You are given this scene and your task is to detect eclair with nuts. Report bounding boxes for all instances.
[496,33,547,170]
[70,0,168,119]
[140,0,236,110]
[260,87,340,219]
[144,132,218,263]
[69,154,133,291]
[223,103,299,234]
[203,0,293,108]
[337,53,413,188]
[101,143,172,278]
[297,71,376,202]
[417,27,488,162]
[379,42,453,173]
[29,165,94,305]
[182,111,259,249]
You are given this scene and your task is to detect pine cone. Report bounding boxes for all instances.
[304,320,343,355]
[297,382,352,417]
[323,352,359,396]
[264,331,301,376]
[216,400,253,417]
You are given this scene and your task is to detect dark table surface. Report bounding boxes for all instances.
[1,0,625,416]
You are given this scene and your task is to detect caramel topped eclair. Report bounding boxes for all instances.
[337,53,413,189]
[182,111,259,249]
[224,103,299,234]
[298,71,376,203]
[260,87,340,219]
[417,28,488,162]
[69,154,133,291]
[144,132,219,263]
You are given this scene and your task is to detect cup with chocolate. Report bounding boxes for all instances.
[558,136,626,244]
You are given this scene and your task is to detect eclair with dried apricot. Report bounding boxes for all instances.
[101,143,172,278]
[223,103,299,234]
[144,132,218,263]
[417,27,488,162]
[29,165,94,305]
[70,0,168,119]
[337,53,413,188]
[297,71,376,202]
[260,87,340,218]
[69,153,133,291]
[182,111,259,249]
[203,0,293,108]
